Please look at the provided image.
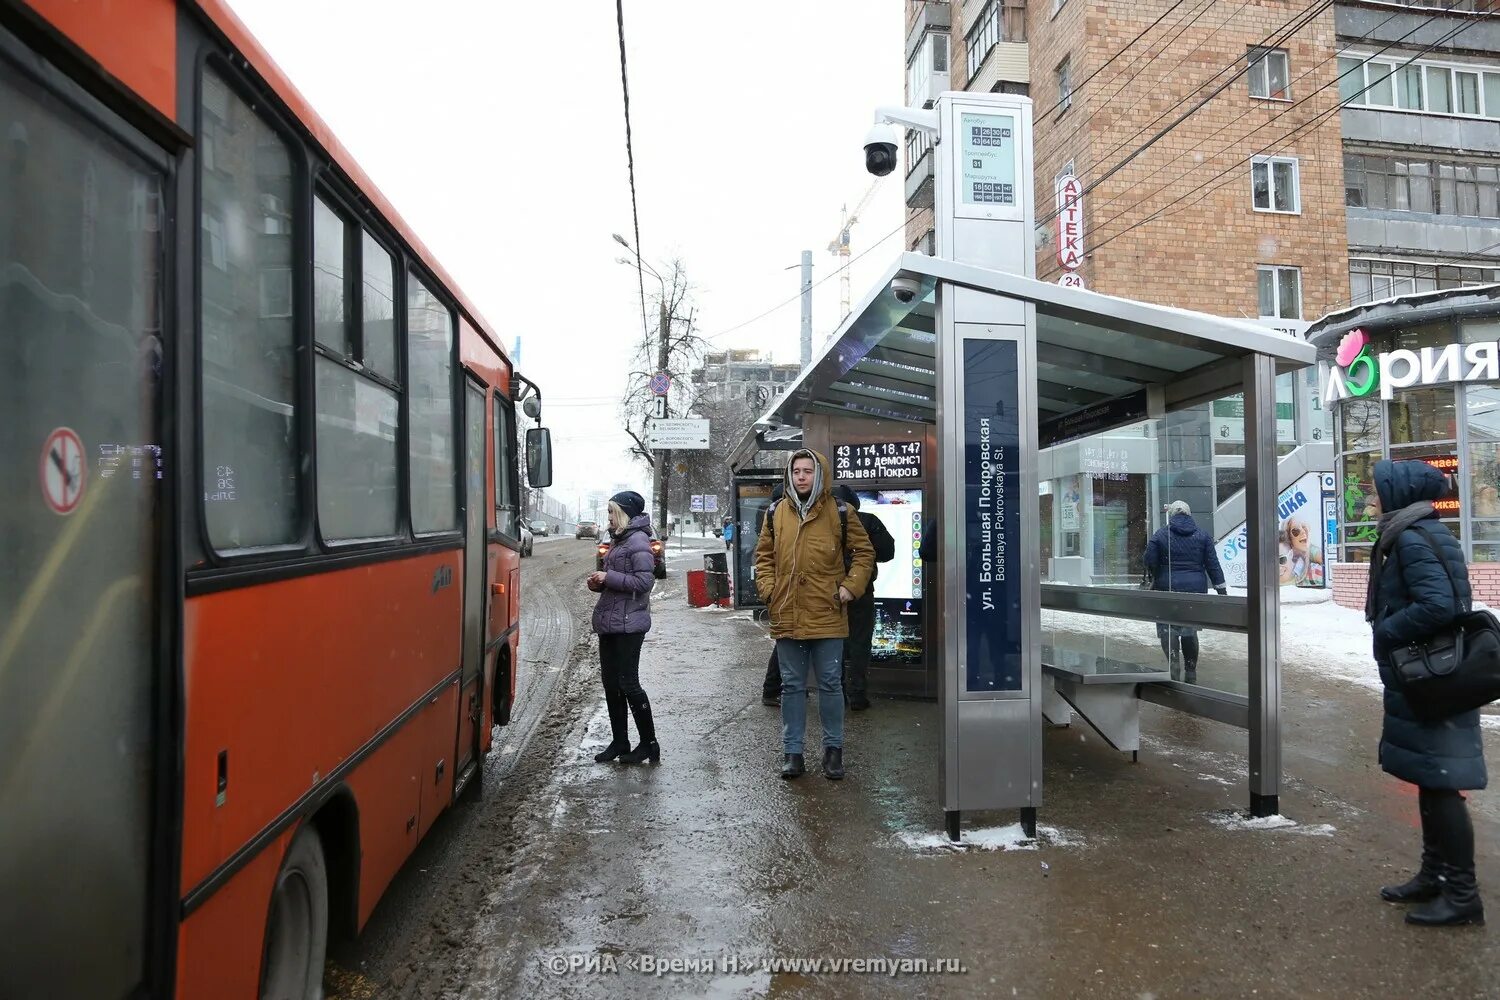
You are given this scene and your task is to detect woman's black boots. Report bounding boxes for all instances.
[619,694,660,764]
[594,694,632,763]
[1180,633,1200,685]
[1401,789,1484,927]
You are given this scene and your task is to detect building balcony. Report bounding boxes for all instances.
[1346,206,1500,257]
[906,146,934,210]
[1342,105,1500,154]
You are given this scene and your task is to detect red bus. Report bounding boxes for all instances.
[0,2,554,997]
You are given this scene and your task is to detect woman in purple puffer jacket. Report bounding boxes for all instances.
[586,491,660,764]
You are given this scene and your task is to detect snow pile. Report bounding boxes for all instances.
[1279,600,1380,691]
[1481,714,1500,732]
[896,823,1083,853]
[1209,812,1337,837]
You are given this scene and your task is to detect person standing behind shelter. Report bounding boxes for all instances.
[1366,459,1486,927]
[760,483,787,708]
[754,451,874,780]
[1143,500,1226,684]
[587,491,660,765]
[832,485,895,711]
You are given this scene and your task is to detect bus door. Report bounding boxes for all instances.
[0,47,166,999]
[456,377,488,791]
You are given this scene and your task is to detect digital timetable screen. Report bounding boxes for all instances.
[833,441,923,482]
[960,111,1017,207]
[855,489,924,602]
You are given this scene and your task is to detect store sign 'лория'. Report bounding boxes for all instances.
[1324,328,1500,403]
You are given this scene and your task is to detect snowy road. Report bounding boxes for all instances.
[325,549,1499,999]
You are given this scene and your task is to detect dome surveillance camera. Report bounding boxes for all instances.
[864,123,899,177]
[891,276,921,304]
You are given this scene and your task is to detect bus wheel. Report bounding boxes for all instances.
[261,825,329,1000]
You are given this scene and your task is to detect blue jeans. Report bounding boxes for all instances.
[777,638,844,754]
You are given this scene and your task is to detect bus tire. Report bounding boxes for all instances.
[261,824,329,1000]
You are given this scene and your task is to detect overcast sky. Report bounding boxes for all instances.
[227,0,906,512]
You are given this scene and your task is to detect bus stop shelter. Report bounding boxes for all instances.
[730,251,1316,837]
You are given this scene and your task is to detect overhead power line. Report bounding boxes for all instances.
[615,0,649,344]
[1038,14,1481,280]
[1084,0,1471,230]
[1033,0,1196,121]
[701,219,909,344]
[1037,0,1336,229]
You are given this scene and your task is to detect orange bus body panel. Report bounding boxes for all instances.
[180,551,461,893]
[176,829,288,999]
[21,0,176,117]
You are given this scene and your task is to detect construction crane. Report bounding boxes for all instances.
[827,179,883,320]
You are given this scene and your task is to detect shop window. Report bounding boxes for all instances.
[1392,320,1456,353]
[1471,519,1500,562]
[1339,397,1382,454]
[1388,386,1457,446]
[1339,450,1382,554]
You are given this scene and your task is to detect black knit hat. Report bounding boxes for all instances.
[610,491,646,520]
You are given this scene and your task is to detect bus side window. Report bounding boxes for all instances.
[407,275,457,533]
[200,66,300,550]
[494,398,519,538]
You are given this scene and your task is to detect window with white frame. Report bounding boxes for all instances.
[1251,156,1299,212]
[1056,57,1073,112]
[906,31,949,105]
[1339,51,1500,119]
[1348,258,1500,306]
[1257,266,1302,319]
[906,128,933,174]
[965,2,999,81]
[1248,47,1290,100]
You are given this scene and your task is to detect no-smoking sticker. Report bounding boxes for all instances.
[40,427,86,515]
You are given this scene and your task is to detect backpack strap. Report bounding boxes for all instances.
[835,498,850,573]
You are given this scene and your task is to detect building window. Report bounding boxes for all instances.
[906,128,933,174]
[1248,48,1290,100]
[1257,266,1302,319]
[907,31,949,107]
[1251,156,1299,213]
[1345,152,1500,218]
[1056,57,1073,113]
[1340,51,1500,119]
[1348,258,1500,306]
[199,66,299,551]
[965,2,999,81]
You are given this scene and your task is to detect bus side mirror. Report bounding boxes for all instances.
[525,428,555,491]
[526,427,553,489]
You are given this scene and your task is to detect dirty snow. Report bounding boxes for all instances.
[1209,812,1337,837]
[896,823,1084,853]
[1481,714,1500,731]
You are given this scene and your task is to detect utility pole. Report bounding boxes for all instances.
[654,297,670,535]
[799,250,813,369]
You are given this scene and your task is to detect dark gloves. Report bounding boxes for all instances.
[1215,585,1228,596]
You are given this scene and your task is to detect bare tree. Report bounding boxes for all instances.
[619,259,707,531]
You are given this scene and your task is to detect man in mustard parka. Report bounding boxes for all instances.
[754,449,874,780]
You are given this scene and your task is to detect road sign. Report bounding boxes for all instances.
[648,418,710,450]
[1057,272,1084,290]
[703,495,719,513]
[649,372,671,396]
[39,426,85,515]
[651,395,667,419]
[690,495,705,512]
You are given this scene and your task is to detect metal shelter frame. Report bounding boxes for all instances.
[730,252,1316,823]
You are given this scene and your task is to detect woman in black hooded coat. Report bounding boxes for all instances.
[1366,459,1486,927]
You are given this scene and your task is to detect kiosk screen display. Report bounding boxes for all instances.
[855,489,924,601]
[857,489,926,666]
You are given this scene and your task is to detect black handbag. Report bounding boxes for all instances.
[1389,531,1500,722]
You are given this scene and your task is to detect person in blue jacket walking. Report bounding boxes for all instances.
[1143,500,1227,683]
[1366,459,1486,927]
